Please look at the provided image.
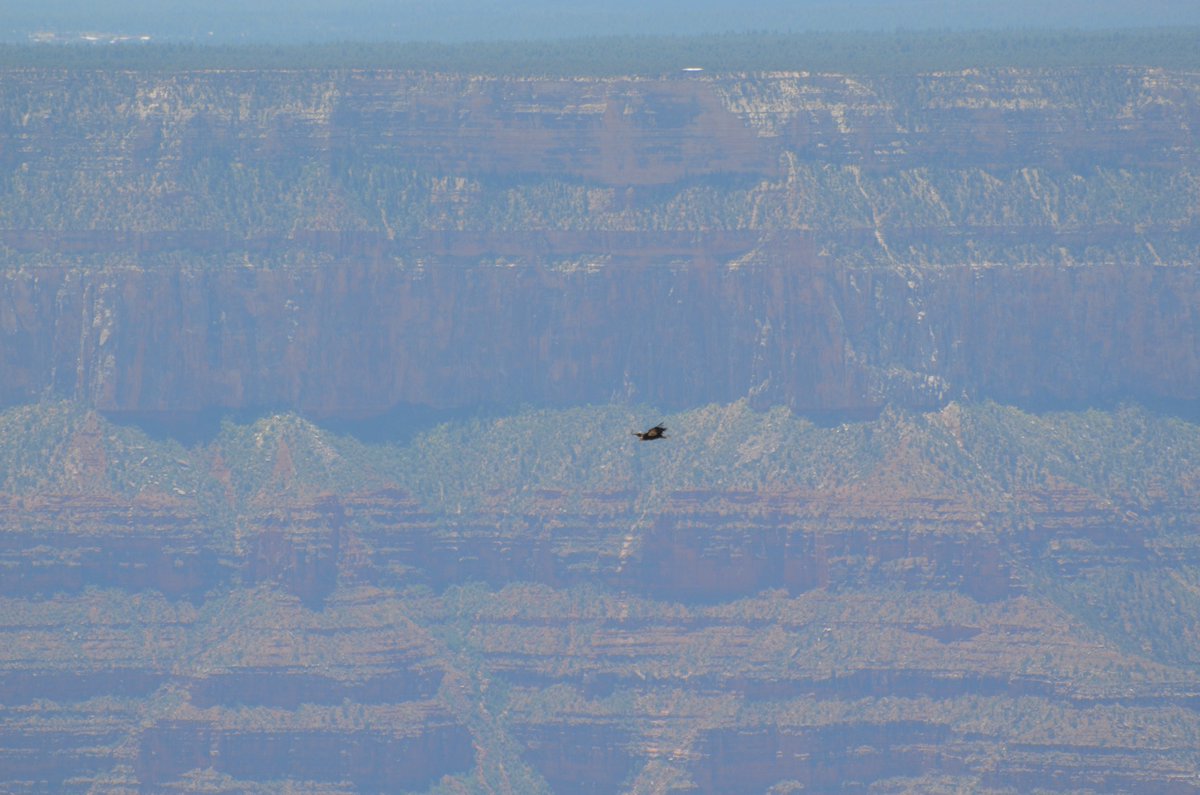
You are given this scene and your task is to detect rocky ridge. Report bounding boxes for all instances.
[1,401,1199,792]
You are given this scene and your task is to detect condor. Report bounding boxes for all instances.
[633,423,667,441]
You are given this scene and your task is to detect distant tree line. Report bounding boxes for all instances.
[1,28,1199,75]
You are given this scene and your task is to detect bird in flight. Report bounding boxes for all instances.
[633,423,667,441]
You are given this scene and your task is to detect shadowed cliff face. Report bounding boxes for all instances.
[2,256,1198,420]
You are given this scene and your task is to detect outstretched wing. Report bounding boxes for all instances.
[634,423,668,440]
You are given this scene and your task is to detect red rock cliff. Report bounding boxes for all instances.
[1,67,1198,417]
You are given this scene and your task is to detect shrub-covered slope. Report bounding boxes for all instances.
[2,401,1199,792]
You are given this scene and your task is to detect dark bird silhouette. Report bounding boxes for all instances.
[633,423,667,441]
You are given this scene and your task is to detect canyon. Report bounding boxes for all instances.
[1,402,1199,792]
[1,52,1199,792]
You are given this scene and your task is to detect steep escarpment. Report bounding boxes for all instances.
[2,67,1199,417]
[2,256,1198,418]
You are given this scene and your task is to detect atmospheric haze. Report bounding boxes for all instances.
[2,17,1200,795]
[5,0,1200,42]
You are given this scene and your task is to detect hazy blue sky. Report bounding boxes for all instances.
[4,0,1200,43]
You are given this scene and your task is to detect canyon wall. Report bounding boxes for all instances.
[3,62,1200,793]
[3,254,1199,420]
[2,402,1200,792]
[2,67,1199,419]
